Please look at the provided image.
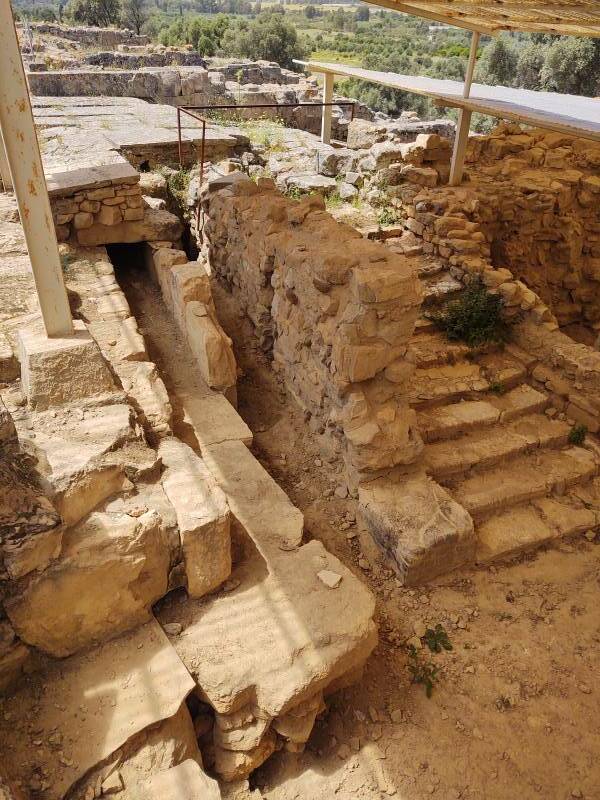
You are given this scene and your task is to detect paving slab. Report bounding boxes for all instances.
[0,620,194,798]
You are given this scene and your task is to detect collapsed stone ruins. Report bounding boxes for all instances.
[1,22,600,800]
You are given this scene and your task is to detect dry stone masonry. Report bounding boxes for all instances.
[202,175,423,486]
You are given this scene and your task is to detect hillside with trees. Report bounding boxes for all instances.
[11,0,600,123]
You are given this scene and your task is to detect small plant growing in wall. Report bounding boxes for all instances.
[430,278,511,348]
[568,423,587,446]
[377,206,400,226]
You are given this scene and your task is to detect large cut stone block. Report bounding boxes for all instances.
[0,621,194,799]
[5,510,170,657]
[359,474,476,586]
[185,301,236,393]
[17,319,116,410]
[159,438,231,598]
[134,759,221,800]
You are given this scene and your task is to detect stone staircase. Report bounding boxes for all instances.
[410,273,600,564]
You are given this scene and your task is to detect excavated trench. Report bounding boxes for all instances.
[110,248,600,800]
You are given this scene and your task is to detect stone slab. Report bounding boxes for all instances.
[0,620,194,798]
[359,473,476,585]
[133,759,221,800]
[17,319,116,411]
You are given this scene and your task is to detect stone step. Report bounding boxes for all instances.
[424,414,571,480]
[157,439,377,780]
[421,271,463,308]
[450,446,598,520]
[409,361,491,408]
[418,385,550,443]
[476,495,599,563]
[411,329,472,369]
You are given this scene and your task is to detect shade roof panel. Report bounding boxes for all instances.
[360,1,600,37]
[297,59,600,141]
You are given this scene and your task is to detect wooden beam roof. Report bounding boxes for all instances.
[360,0,600,37]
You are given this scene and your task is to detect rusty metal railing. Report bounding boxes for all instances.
[176,101,356,229]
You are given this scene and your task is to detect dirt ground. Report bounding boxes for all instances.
[120,263,600,800]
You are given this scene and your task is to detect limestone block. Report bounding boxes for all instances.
[76,208,183,247]
[98,204,123,226]
[0,450,63,579]
[152,247,189,302]
[19,402,141,528]
[213,730,276,782]
[0,621,194,799]
[401,165,438,187]
[169,261,213,330]
[272,692,324,743]
[18,320,117,411]
[114,361,172,437]
[88,316,148,363]
[133,760,220,800]
[124,206,145,221]
[5,510,170,657]
[185,302,237,393]
[214,714,270,752]
[359,474,476,586]
[159,438,231,598]
[73,211,94,230]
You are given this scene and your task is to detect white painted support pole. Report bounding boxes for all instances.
[0,0,73,337]
[0,127,13,191]
[321,71,334,145]
[449,31,480,187]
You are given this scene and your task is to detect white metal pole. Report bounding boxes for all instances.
[0,0,73,337]
[0,126,13,191]
[321,71,334,145]
[449,31,479,187]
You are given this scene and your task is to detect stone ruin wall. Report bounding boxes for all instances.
[389,123,600,331]
[358,121,600,434]
[201,175,424,487]
[27,22,149,48]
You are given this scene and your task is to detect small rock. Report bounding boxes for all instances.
[349,736,361,752]
[584,530,596,541]
[578,683,591,694]
[358,557,371,570]
[464,665,475,674]
[317,569,343,589]
[413,621,427,638]
[390,709,403,724]
[163,623,182,636]
[335,484,348,499]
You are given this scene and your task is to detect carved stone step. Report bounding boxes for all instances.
[424,414,571,480]
[476,496,599,563]
[451,446,597,520]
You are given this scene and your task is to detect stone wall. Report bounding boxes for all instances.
[201,174,423,486]
[48,162,144,243]
[378,122,600,330]
[28,22,149,47]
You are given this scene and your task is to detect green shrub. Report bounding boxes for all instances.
[430,278,511,348]
[568,423,587,446]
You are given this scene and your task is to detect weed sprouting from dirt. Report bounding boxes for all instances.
[377,206,400,226]
[429,278,512,348]
[164,167,192,217]
[407,645,438,698]
[568,423,587,445]
[423,624,453,654]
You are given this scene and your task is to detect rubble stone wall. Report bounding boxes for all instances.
[28,22,149,47]
[202,175,424,485]
[49,165,144,244]
[386,123,600,330]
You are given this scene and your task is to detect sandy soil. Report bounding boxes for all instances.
[120,263,600,800]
